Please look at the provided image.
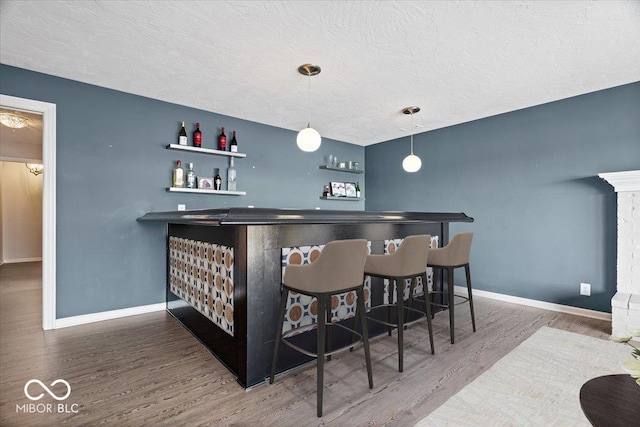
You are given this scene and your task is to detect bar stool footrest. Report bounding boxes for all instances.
[366,304,426,328]
[281,322,364,359]
[426,291,470,306]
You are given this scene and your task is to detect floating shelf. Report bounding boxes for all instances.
[167,144,247,158]
[167,187,246,196]
[319,196,362,201]
[319,165,364,174]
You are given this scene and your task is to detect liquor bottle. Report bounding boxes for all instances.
[172,160,185,188]
[178,121,188,145]
[186,162,196,189]
[218,127,227,151]
[355,182,361,198]
[230,131,238,153]
[227,158,237,191]
[214,168,222,191]
[193,122,202,147]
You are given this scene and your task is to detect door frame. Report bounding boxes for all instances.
[0,94,56,330]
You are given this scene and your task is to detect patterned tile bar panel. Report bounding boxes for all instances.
[383,236,439,304]
[280,243,372,333]
[169,236,234,336]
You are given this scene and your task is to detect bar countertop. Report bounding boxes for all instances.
[137,207,474,226]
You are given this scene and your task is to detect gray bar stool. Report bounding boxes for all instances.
[364,234,434,373]
[269,239,373,418]
[427,232,475,344]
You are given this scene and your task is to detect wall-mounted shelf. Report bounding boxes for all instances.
[167,187,246,196]
[319,196,362,201]
[319,165,364,174]
[167,144,246,158]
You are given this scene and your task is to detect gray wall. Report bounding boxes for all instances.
[365,82,640,313]
[0,64,364,318]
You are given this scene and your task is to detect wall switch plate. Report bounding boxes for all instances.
[178,204,186,211]
[580,282,591,296]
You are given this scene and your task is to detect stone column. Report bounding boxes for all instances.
[599,170,640,335]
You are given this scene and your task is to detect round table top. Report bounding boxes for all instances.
[579,374,640,427]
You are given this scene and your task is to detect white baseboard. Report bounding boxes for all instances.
[54,302,166,329]
[50,288,611,329]
[455,285,612,322]
[3,257,43,263]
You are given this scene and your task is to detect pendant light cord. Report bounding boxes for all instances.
[410,111,415,154]
[307,71,312,126]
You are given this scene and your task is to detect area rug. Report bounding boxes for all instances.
[415,326,631,426]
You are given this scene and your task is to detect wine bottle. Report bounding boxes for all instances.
[173,160,185,188]
[355,182,361,198]
[193,122,202,147]
[218,127,227,151]
[186,162,196,189]
[178,121,187,145]
[227,158,237,191]
[230,131,238,153]
[214,168,222,191]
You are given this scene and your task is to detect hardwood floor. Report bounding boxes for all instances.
[0,262,611,426]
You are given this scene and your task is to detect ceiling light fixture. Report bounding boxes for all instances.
[26,163,43,176]
[0,112,31,130]
[401,106,422,173]
[296,64,322,152]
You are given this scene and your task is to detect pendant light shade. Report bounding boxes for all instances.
[401,106,422,173]
[296,64,322,152]
[402,153,422,172]
[297,123,322,152]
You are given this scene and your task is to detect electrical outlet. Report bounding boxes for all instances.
[178,204,186,211]
[580,282,591,296]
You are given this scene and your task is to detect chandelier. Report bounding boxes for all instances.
[26,163,44,176]
[0,112,32,130]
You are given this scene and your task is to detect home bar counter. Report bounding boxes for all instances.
[137,208,474,388]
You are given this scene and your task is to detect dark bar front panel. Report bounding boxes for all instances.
[138,208,473,388]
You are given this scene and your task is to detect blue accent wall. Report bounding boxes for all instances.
[2,62,637,317]
[0,64,364,318]
[365,82,640,313]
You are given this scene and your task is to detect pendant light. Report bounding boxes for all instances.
[402,106,422,173]
[296,64,322,152]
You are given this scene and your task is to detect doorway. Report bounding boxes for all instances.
[0,94,56,330]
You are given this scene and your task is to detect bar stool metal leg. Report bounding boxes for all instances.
[422,273,435,355]
[448,267,455,344]
[396,278,404,372]
[356,287,373,388]
[465,264,476,332]
[387,280,393,336]
[316,295,327,417]
[326,300,332,361]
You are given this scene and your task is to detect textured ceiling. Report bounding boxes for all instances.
[1,1,639,146]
